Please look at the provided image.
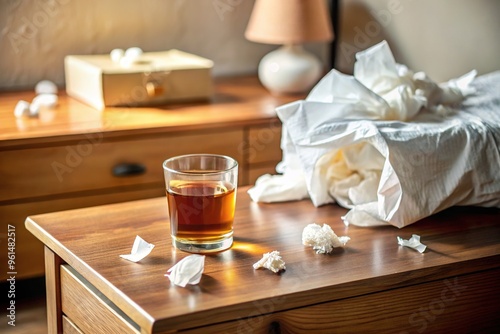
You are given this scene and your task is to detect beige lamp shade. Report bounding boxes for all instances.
[245,0,334,45]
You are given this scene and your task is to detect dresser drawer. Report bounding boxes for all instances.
[243,124,282,185]
[248,164,279,186]
[246,124,282,164]
[62,315,83,334]
[179,269,500,333]
[61,265,140,334]
[0,129,243,202]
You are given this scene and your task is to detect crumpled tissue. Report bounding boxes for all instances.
[248,40,500,228]
[249,168,308,203]
[165,255,205,287]
[397,234,427,253]
[119,235,155,262]
[253,251,286,273]
[302,223,350,254]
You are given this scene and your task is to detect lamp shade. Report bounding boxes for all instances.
[245,0,334,45]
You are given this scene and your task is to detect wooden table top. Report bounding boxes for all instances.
[25,187,500,333]
[0,76,302,148]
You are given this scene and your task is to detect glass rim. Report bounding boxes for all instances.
[163,154,238,176]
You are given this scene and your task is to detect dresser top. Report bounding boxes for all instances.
[0,76,301,148]
[25,187,500,332]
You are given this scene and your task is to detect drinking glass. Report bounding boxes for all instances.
[163,154,238,253]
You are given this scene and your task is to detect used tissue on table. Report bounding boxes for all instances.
[248,40,500,228]
[397,234,427,253]
[166,255,205,287]
[302,223,350,254]
[253,251,286,273]
[119,235,155,262]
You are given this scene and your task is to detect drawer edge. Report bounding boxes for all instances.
[60,265,141,334]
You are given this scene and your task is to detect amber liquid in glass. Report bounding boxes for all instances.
[167,181,236,242]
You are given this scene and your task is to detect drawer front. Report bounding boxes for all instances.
[180,269,499,333]
[0,129,243,202]
[248,164,279,186]
[244,123,282,185]
[246,123,282,164]
[61,265,140,334]
[62,315,83,334]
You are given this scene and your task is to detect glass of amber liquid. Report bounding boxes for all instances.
[163,154,238,253]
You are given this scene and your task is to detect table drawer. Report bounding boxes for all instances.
[62,315,83,334]
[0,129,243,202]
[61,265,140,334]
[180,269,499,333]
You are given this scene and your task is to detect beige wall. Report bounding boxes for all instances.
[0,0,328,90]
[336,0,500,82]
[1,0,499,90]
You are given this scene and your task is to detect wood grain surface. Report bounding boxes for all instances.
[0,76,301,148]
[1,76,301,280]
[25,187,500,333]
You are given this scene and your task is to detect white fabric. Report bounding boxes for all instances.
[248,41,500,228]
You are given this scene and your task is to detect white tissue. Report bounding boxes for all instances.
[165,255,205,287]
[32,93,58,107]
[35,80,57,95]
[14,100,31,118]
[119,235,155,262]
[302,223,350,254]
[120,47,143,66]
[248,40,500,228]
[110,48,125,63]
[397,234,427,253]
[253,251,286,273]
[110,47,144,66]
[124,47,143,60]
[247,169,308,203]
[15,81,59,118]
[248,140,310,203]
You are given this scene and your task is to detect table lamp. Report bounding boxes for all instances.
[245,0,334,95]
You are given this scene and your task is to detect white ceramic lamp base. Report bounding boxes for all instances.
[258,44,322,95]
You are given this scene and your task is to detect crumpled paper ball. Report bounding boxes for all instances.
[253,251,286,273]
[302,223,350,254]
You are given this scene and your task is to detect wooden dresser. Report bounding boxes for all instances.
[0,76,302,280]
[25,187,500,333]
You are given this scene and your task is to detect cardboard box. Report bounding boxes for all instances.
[65,49,214,110]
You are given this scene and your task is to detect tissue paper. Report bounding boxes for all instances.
[248,40,500,228]
[119,235,155,262]
[166,255,205,287]
[253,251,286,273]
[302,223,350,254]
[247,167,308,203]
[397,234,427,253]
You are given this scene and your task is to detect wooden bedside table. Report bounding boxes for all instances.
[25,187,499,333]
[0,76,303,280]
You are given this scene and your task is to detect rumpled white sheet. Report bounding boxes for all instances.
[248,41,500,228]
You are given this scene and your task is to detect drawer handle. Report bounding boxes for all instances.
[112,163,146,177]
